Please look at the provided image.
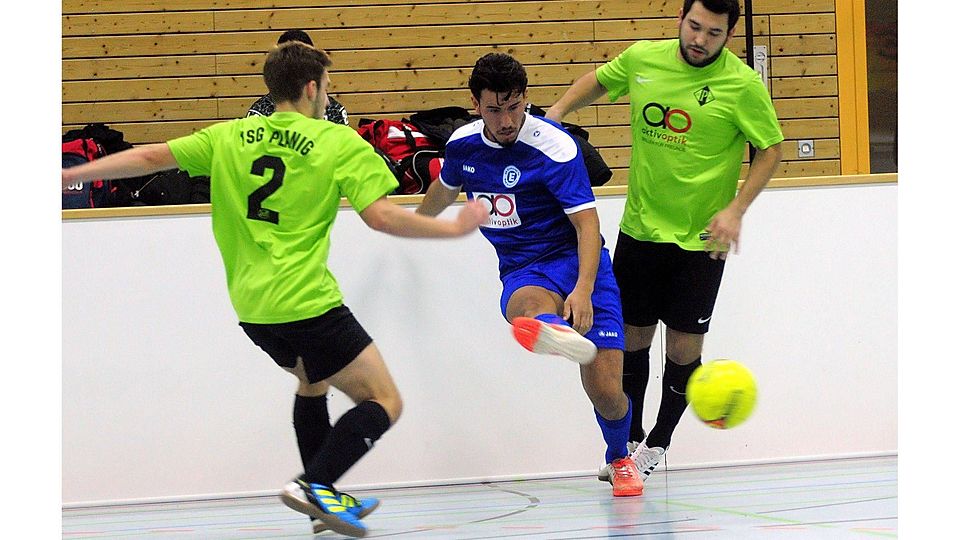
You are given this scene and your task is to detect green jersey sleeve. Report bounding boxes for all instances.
[733,76,785,150]
[596,41,645,102]
[167,124,220,177]
[334,129,400,213]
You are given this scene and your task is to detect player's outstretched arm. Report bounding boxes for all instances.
[360,196,486,239]
[61,143,179,189]
[545,70,607,123]
[416,179,462,217]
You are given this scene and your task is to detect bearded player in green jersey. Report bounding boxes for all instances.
[61,42,486,538]
[547,0,784,484]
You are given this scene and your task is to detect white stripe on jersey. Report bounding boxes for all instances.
[448,120,484,144]
[564,201,598,215]
[447,114,579,164]
[438,176,460,191]
[518,115,579,163]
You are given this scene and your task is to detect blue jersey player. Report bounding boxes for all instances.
[417,53,644,497]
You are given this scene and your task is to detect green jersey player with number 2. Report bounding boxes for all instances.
[61,41,486,538]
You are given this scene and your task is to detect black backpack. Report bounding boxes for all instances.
[62,123,133,155]
[527,105,612,187]
[115,169,211,206]
[62,123,211,206]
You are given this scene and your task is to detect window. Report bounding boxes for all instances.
[865,0,897,172]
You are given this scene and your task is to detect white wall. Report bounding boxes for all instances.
[61,183,897,505]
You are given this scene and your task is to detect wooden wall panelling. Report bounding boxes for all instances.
[62,42,637,81]
[62,99,219,125]
[63,0,560,16]
[211,1,673,32]
[62,120,220,145]
[62,0,849,182]
[752,0,835,14]
[243,41,637,73]
[599,139,841,170]
[772,56,837,77]
[62,12,215,35]
[774,97,838,119]
[63,22,597,58]
[608,158,842,187]
[63,56,217,80]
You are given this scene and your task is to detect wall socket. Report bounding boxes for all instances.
[797,139,815,158]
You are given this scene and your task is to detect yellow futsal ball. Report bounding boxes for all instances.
[686,359,757,429]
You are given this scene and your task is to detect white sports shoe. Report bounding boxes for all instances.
[631,441,667,479]
[598,440,640,482]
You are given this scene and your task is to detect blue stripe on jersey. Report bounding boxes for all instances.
[441,114,596,276]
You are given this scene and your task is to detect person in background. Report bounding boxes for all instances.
[247,29,349,125]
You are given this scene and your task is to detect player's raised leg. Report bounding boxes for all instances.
[509,286,597,365]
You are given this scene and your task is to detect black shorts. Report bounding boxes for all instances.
[239,305,373,384]
[612,232,726,334]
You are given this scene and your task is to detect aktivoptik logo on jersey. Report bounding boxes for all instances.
[640,101,691,151]
[642,102,691,133]
[502,165,521,188]
[474,192,521,229]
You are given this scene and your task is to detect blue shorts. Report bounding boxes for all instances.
[500,248,624,351]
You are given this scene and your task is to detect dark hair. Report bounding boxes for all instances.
[468,53,528,101]
[277,29,313,46]
[263,41,332,104]
[682,0,740,32]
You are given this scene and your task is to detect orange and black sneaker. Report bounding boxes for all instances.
[512,316,597,365]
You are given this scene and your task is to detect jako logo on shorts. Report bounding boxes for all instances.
[474,192,521,229]
[502,165,521,188]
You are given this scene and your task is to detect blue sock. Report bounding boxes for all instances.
[595,396,633,464]
[534,313,568,327]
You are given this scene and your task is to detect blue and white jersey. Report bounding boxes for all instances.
[440,113,596,277]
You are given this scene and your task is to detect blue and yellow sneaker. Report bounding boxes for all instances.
[281,479,368,538]
[312,491,380,534]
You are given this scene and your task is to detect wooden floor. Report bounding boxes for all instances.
[62,455,896,539]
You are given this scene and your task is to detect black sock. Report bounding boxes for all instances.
[293,394,332,470]
[303,400,391,486]
[622,347,650,442]
[646,356,701,449]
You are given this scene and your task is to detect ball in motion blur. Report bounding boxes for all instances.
[686,359,757,429]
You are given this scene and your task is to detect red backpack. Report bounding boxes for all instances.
[62,138,116,209]
[356,119,443,195]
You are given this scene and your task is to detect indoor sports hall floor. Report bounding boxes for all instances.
[62,455,896,539]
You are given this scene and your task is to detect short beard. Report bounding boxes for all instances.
[484,126,515,147]
[680,44,723,67]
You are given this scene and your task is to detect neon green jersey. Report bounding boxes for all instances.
[168,112,398,323]
[596,39,784,250]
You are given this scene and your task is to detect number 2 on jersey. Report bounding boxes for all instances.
[247,155,285,224]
